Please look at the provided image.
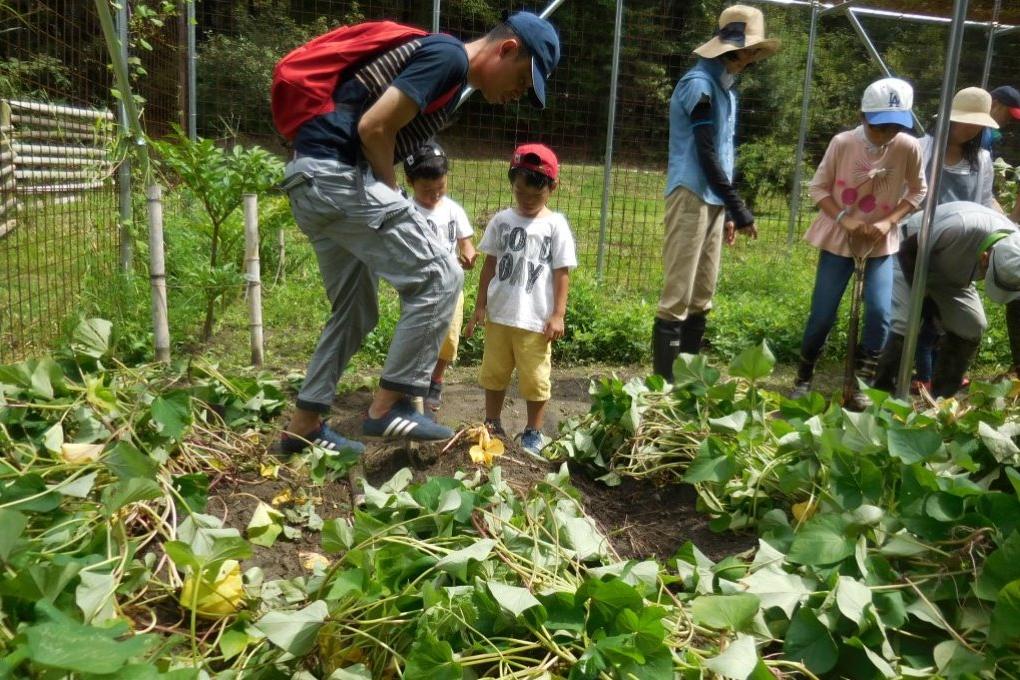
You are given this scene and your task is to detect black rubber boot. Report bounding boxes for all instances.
[652,317,683,381]
[932,333,980,398]
[872,333,905,392]
[679,313,707,355]
[790,355,817,399]
[845,350,880,412]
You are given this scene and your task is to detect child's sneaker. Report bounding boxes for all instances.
[363,401,454,441]
[425,381,443,414]
[517,427,546,459]
[278,423,365,456]
[484,418,506,437]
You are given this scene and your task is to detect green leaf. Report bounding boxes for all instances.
[24,615,153,673]
[487,581,542,617]
[404,636,463,680]
[102,478,163,515]
[0,510,27,561]
[704,634,761,679]
[728,341,775,382]
[219,629,249,661]
[150,391,192,441]
[835,575,872,626]
[689,593,760,632]
[990,579,1020,646]
[321,518,353,553]
[172,473,209,513]
[709,411,748,434]
[255,600,328,656]
[76,571,116,624]
[886,426,941,464]
[740,567,812,618]
[246,502,284,548]
[435,539,495,581]
[933,639,984,676]
[104,441,159,480]
[787,515,855,566]
[976,531,1020,600]
[70,318,112,358]
[327,665,373,680]
[42,422,63,454]
[783,607,838,674]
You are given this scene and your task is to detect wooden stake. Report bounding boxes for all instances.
[243,193,264,368]
[146,184,170,362]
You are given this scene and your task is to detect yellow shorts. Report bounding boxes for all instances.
[438,291,464,363]
[478,320,552,402]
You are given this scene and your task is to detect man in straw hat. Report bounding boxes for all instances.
[652,5,780,381]
[874,201,1020,398]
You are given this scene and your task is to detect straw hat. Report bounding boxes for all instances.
[694,5,781,62]
[950,87,1000,128]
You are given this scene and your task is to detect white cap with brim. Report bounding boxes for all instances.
[861,78,914,128]
[986,231,1020,304]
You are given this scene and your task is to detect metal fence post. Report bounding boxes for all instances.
[787,0,819,247]
[116,0,132,272]
[596,0,624,281]
[187,0,197,140]
[981,0,1001,88]
[895,0,970,399]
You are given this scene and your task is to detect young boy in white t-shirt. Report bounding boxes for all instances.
[465,144,577,456]
[403,143,477,416]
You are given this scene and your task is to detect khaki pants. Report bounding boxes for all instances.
[478,321,552,402]
[656,186,725,321]
[438,291,465,362]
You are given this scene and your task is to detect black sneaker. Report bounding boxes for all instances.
[279,423,366,456]
[484,418,506,437]
[363,401,454,441]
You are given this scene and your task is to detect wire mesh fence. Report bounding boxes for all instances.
[2,0,1020,361]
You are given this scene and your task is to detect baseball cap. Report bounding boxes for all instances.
[505,12,560,109]
[990,85,1020,121]
[403,142,447,173]
[986,231,1020,304]
[861,78,914,128]
[511,143,559,182]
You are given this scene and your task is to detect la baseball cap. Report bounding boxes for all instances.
[990,85,1020,121]
[505,12,560,109]
[511,143,559,181]
[861,78,914,128]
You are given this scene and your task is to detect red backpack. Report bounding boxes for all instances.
[271,21,459,140]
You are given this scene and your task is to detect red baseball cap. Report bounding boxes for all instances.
[511,143,559,182]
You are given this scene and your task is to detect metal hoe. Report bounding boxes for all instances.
[842,232,876,406]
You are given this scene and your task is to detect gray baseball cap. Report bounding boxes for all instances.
[986,231,1020,303]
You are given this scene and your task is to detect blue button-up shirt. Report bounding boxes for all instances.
[665,57,736,205]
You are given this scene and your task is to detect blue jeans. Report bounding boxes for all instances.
[800,250,893,361]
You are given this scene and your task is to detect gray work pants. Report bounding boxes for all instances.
[284,156,462,412]
[889,259,986,342]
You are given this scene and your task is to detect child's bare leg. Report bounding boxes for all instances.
[525,400,548,431]
[485,388,506,422]
[431,358,450,383]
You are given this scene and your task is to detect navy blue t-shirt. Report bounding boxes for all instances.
[293,34,468,164]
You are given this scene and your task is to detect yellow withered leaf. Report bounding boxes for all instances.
[180,560,244,619]
[792,499,817,523]
[299,551,330,572]
[271,488,293,506]
[469,426,505,466]
[60,443,104,465]
[259,463,280,479]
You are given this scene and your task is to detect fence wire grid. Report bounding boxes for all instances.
[1,0,1019,361]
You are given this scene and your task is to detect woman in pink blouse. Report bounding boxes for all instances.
[791,78,928,409]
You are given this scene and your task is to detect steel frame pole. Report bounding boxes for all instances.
[432,0,440,33]
[187,0,197,140]
[116,1,132,271]
[596,0,625,281]
[787,0,819,246]
[981,0,1001,88]
[895,0,970,399]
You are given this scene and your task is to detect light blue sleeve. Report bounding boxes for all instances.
[671,75,713,118]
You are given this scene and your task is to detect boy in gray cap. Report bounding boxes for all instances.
[874,201,1020,397]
